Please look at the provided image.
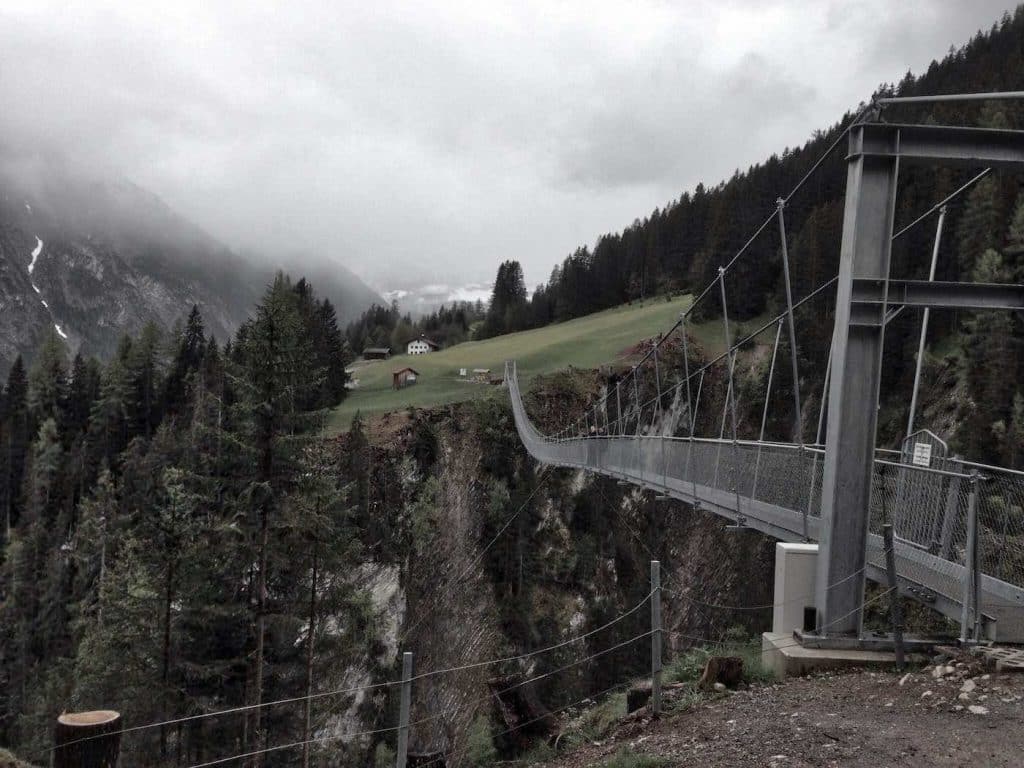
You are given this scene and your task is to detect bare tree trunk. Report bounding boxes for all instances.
[241,563,253,756]
[252,505,269,768]
[302,549,319,768]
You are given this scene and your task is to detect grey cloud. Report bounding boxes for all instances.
[0,1,1015,289]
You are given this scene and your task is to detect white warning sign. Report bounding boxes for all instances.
[912,442,933,467]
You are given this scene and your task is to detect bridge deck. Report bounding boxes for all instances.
[508,365,1024,642]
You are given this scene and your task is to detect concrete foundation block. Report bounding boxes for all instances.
[761,632,917,677]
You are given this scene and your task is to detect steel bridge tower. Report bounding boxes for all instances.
[817,122,1024,636]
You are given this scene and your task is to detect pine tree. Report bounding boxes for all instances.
[26,329,68,425]
[163,305,207,420]
[232,272,321,760]
[958,249,1020,461]
[2,357,29,536]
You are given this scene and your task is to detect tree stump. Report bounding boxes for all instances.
[53,710,121,768]
[626,681,652,713]
[698,656,744,691]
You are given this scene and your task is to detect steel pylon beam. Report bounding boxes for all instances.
[816,121,1024,637]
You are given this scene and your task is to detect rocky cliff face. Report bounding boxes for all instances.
[0,161,380,373]
[340,382,775,763]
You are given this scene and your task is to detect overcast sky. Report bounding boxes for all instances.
[0,1,1016,290]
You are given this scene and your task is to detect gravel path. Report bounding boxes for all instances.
[543,659,1024,767]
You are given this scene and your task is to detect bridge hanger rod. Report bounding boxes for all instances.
[892,168,990,241]
[682,103,875,322]
[805,340,833,535]
[668,276,839,402]
[578,271,837,444]
[718,268,744,525]
[687,370,705,506]
[751,319,784,501]
[906,205,946,439]
[776,198,804,447]
[679,314,696,503]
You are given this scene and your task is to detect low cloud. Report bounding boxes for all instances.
[0,0,1014,287]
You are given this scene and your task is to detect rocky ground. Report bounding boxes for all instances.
[543,655,1024,767]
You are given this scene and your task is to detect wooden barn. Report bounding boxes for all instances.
[392,367,420,390]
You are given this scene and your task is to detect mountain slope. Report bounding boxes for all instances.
[0,158,380,373]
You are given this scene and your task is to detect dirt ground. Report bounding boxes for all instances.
[544,659,1024,768]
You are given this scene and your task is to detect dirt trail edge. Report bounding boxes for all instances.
[543,663,1024,768]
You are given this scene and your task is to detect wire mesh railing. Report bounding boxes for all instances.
[507,361,1024,638]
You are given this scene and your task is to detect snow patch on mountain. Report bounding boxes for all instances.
[54,324,68,340]
[28,237,42,274]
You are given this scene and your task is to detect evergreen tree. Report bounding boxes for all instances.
[233,272,321,757]
[2,357,29,536]
[26,329,68,425]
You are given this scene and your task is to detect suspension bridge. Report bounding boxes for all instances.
[507,102,1024,646]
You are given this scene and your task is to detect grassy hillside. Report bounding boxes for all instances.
[328,294,746,430]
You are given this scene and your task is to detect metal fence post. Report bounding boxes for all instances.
[650,560,662,716]
[960,473,981,644]
[882,524,905,671]
[396,652,413,768]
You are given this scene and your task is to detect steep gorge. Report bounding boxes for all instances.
[340,374,776,764]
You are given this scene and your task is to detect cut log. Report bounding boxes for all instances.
[698,656,744,691]
[53,710,121,768]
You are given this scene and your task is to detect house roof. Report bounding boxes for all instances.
[364,346,391,354]
[406,335,440,348]
[393,367,420,376]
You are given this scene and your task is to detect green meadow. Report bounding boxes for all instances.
[328,294,741,431]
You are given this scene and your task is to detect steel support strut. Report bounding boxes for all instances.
[817,121,1024,637]
[816,127,900,636]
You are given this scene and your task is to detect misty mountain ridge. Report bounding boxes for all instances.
[0,153,381,373]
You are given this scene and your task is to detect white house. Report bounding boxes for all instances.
[406,336,440,355]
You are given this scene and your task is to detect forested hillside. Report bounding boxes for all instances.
[0,275,353,762]
[481,8,1024,466]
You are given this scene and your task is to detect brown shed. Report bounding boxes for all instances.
[392,367,420,390]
